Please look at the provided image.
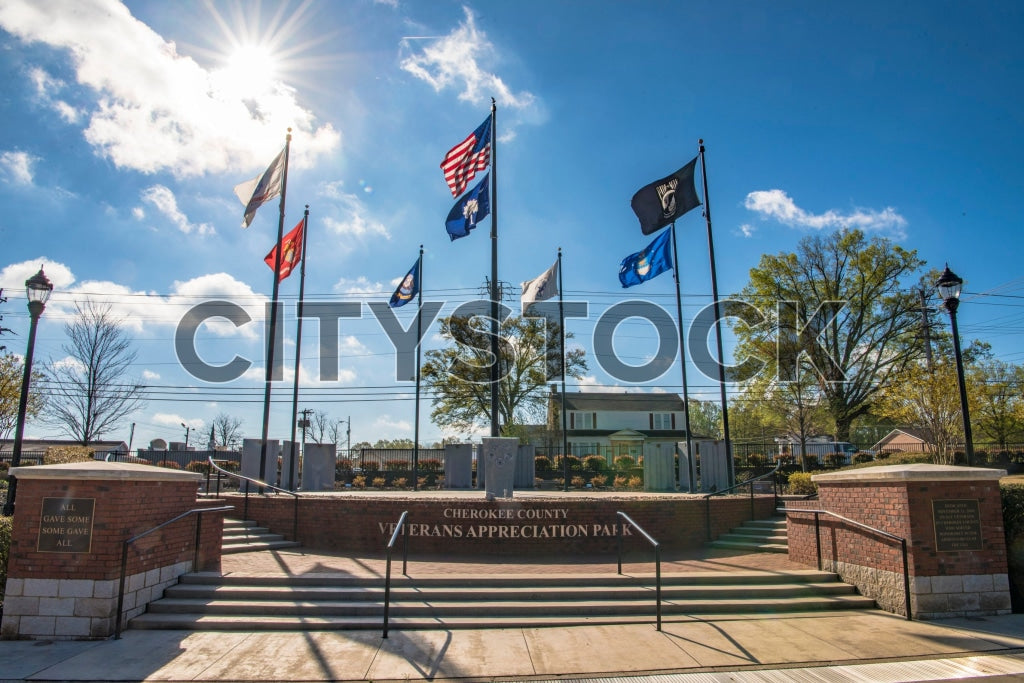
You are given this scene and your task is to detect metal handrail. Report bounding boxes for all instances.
[207,456,300,541]
[615,511,662,631]
[382,510,410,638]
[703,460,782,541]
[780,507,912,620]
[114,505,233,638]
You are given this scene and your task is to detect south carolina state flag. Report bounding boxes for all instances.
[445,174,490,241]
[618,229,673,288]
[264,219,304,282]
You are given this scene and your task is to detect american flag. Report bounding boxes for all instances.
[440,114,492,197]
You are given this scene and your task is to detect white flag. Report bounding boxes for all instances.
[521,260,559,309]
[233,148,286,228]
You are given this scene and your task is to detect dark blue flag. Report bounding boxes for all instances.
[389,259,420,308]
[445,173,490,241]
[618,229,673,288]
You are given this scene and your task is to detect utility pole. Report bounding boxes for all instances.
[298,408,313,457]
[920,288,934,371]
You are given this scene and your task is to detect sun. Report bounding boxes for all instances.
[222,44,280,96]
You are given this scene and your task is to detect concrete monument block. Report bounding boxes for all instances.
[301,443,336,492]
[677,441,694,492]
[643,442,676,492]
[515,445,536,489]
[444,444,474,489]
[697,439,729,493]
[482,437,517,499]
[241,438,279,492]
[280,441,299,490]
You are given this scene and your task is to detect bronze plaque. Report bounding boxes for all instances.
[37,497,95,553]
[932,499,982,552]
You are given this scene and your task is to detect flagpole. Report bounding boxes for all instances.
[669,223,696,492]
[286,205,310,492]
[698,139,733,485]
[259,129,291,486]
[558,248,570,492]
[413,245,424,491]
[488,98,500,437]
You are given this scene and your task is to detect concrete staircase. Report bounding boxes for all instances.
[129,569,875,631]
[221,519,300,555]
[709,517,789,553]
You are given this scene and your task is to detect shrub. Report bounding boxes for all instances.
[627,475,643,489]
[1002,484,1024,542]
[614,455,636,470]
[417,476,429,489]
[157,460,181,469]
[775,454,795,466]
[787,472,817,496]
[571,475,586,488]
[824,453,846,468]
[419,458,442,472]
[186,460,210,474]
[43,446,95,465]
[590,474,608,488]
[557,455,582,472]
[801,455,819,470]
[352,475,366,488]
[613,475,629,488]
[362,461,380,474]
[372,476,386,488]
[874,450,892,459]
[583,455,607,472]
[534,455,553,472]
[335,458,354,475]
[853,452,874,464]
[223,460,240,472]
[393,477,408,489]
[383,459,408,472]
[747,453,766,468]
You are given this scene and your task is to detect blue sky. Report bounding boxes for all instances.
[0,0,1021,451]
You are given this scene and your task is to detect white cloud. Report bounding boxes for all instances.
[323,193,391,241]
[0,259,76,292]
[28,66,80,123]
[373,415,412,434]
[132,206,145,220]
[0,150,38,185]
[141,185,215,236]
[142,369,160,380]
[739,223,756,238]
[0,0,339,177]
[400,7,535,110]
[744,189,907,238]
[334,276,386,295]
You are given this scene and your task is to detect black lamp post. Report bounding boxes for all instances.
[936,264,974,467]
[3,268,54,516]
[181,422,191,449]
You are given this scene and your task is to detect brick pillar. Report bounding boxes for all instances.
[2,461,227,640]
[784,463,1010,619]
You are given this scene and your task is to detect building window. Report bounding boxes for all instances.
[651,413,673,430]
[572,412,595,429]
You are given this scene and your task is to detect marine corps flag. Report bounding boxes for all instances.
[264,218,304,282]
[389,258,421,308]
[630,156,701,235]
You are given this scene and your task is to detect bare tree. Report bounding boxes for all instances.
[43,302,147,444]
[211,412,244,450]
[307,410,332,445]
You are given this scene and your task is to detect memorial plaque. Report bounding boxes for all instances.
[932,498,982,552]
[37,497,95,553]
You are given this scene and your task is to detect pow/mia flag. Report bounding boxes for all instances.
[630,156,701,235]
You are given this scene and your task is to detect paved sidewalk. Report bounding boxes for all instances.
[4,548,1024,682]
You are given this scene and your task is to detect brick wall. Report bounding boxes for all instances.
[224,492,776,555]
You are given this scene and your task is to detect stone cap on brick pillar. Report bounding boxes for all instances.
[10,460,202,482]
[811,463,1005,484]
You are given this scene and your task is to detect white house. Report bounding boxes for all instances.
[544,389,691,459]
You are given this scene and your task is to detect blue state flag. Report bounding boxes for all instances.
[445,174,490,241]
[389,259,420,308]
[618,229,673,288]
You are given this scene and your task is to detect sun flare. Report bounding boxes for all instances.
[220,44,279,96]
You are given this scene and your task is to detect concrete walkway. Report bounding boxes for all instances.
[4,547,1024,682]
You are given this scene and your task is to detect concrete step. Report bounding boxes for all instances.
[220,518,299,555]
[129,569,875,631]
[709,517,789,553]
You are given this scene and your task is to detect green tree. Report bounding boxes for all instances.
[734,229,926,441]
[874,360,964,464]
[0,353,45,441]
[373,438,416,448]
[42,302,147,444]
[422,315,586,434]
[686,398,722,438]
[969,359,1024,449]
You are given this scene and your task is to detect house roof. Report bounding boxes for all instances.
[553,391,685,412]
[870,428,931,450]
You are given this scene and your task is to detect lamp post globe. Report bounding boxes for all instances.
[3,268,54,516]
[935,264,974,467]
